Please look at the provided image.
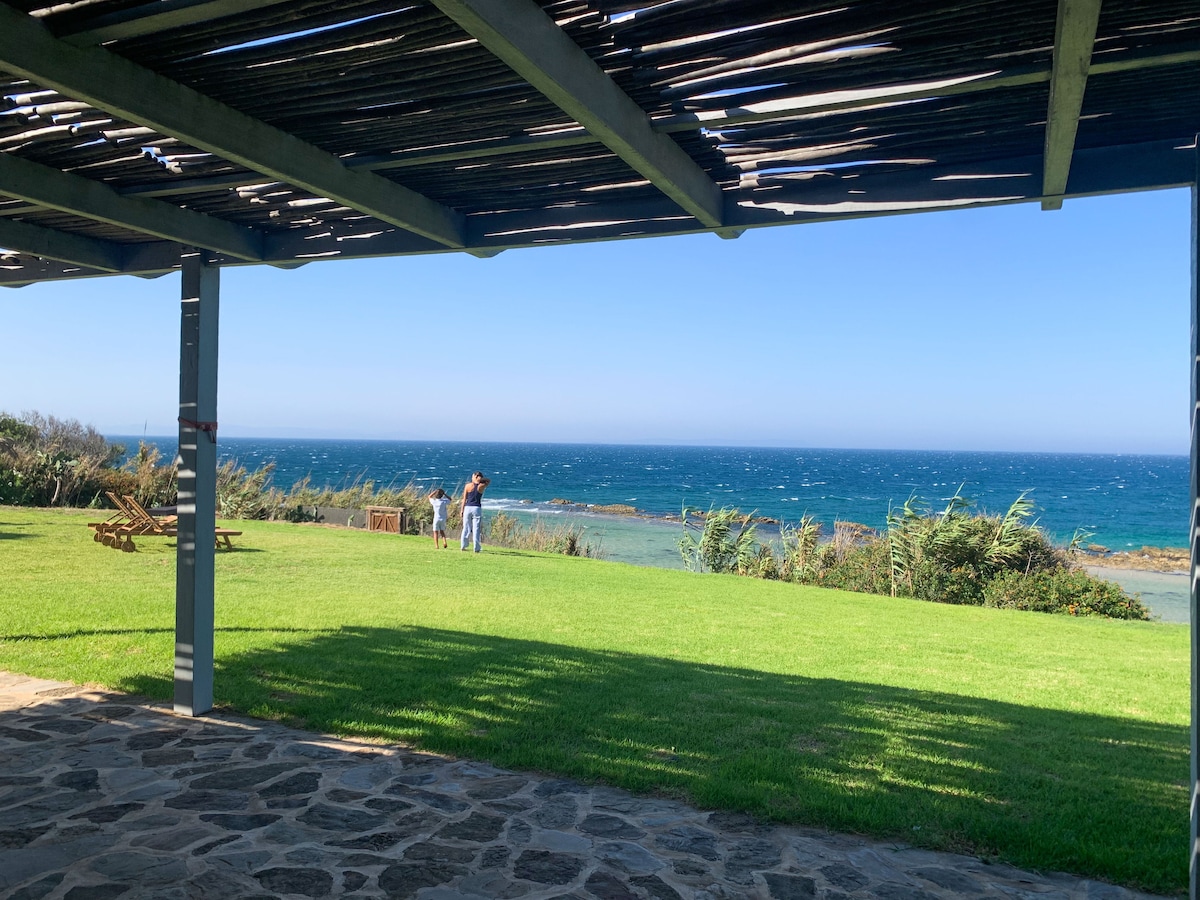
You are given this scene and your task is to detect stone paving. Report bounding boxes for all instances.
[0,671,1168,900]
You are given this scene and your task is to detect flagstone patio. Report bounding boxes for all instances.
[0,671,1168,900]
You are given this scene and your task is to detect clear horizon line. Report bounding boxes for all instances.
[103,433,1189,458]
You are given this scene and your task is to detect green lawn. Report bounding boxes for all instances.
[0,506,1188,894]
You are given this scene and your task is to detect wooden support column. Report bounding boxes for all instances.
[175,254,219,716]
[1190,139,1199,900]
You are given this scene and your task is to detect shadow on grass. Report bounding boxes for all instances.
[3,626,321,642]
[87,543,267,555]
[118,623,1188,893]
[0,531,35,540]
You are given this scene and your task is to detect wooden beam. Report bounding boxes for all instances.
[0,5,467,250]
[1,42,1192,220]
[1,140,1190,286]
[1189,138,1199,900]
[1089,43,1200,77]
[1042,0,1104,210]
[175,253,218,717]
[428,0,725,228]
[0,150,264,260]
[355,131,597,174]
[54,0,299,46]
[1,134,600,209]
[0,216,126,271]
[659,43,1200,136]
[272,140,1200,252]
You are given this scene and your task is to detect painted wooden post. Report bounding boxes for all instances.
[1191,139,1199,900]
[175,253,219,716]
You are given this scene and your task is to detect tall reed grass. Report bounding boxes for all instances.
[485,511,602,558]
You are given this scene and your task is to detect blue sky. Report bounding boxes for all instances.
[3,187,1191,453]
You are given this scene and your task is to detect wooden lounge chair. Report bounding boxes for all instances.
[87,491,139,547]
[120,494,227,551]
[96,495,240,552]
[122,495,240,551]
[122,495,177,529]
[106,494,174,551]
[87,494,166,551]
[87,493,127,541]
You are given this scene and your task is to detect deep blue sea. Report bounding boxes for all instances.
[117,437,1188,550]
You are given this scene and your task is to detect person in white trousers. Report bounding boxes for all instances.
[460,471,490,552]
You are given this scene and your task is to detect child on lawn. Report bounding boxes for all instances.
[428,488,451,548]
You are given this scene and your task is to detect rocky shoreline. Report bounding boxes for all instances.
[543,498,781,525]
[1078,546,1188,573]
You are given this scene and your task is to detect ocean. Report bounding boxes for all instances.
[122,438,1187,548]
[114,437,1191,621]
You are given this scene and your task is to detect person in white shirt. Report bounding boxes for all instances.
[428,488,451,548]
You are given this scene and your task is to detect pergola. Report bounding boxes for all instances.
[2,0,1197,887]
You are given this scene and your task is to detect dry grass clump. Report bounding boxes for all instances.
[486,511,602,558]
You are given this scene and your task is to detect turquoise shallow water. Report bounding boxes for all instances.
[501,507,687,571]
[1083,567,1189,624]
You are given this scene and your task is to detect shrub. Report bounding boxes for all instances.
[745,542,780,579]
[983,568,1150,620]
[0,411,129,508]
[911,560,985,605]
[0,414,38,451]
[1,411,120,465]
[802,539,893,595]
[677,495,1143,620]
[886,491,1067,600]
[1,446,104,507]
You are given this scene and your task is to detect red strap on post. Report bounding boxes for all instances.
[178,417,218,443]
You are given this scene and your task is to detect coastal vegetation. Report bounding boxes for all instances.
[0,507,1186,894]
[485,511,601,557]
[0,411,450,532]
[0,411,1167,611]
[1,411,608,561]
[679,492,1150,620]
[0,411,127,507]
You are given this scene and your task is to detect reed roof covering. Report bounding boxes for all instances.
[0,0,1197,285]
